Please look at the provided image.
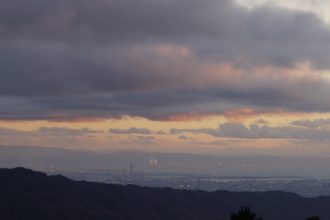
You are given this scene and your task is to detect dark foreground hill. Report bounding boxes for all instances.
[0,168,329,220]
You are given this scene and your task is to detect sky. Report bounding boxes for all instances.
[1,0,330,156]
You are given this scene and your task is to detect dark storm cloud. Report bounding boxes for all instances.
[1,0,329,68]
[0,43,187,96]
[2,76,330,121]
[0,0,222,42]
[1,0,330,120]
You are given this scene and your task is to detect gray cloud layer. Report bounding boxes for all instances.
[291,118,330,128]
[1,0,330,120]
[109,127,152,135]
[171,121,330,141]
[0,127,101,137]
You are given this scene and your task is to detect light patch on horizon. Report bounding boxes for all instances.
[0,112,330,155]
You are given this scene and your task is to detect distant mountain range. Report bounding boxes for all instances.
[0,167,329,220]
[2,145,330,177]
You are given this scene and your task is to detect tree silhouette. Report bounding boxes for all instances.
[306,216,320,220]
[230,206,263,220]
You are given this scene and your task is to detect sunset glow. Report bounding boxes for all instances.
[1,0,330,156]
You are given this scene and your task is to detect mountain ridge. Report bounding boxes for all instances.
[0,167,329,220]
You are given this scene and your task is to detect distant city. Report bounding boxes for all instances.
[50,165,330,198]
[3,146,330,198]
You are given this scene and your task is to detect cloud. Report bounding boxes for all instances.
[170,128,219,136]
[291,118,330,128]
[132,135,156,145]
[0,127,101,137]
[1,0,330,69]
[254,119,271,125]
[178,135,192,140]
[191,139,246,146]
[0,127,27,136]
[1,0,330,120]
[38,127,101,136]
[170,122,330,140]
[109,127,152,135]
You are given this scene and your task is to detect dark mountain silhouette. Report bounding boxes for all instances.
[0,168,328,220]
